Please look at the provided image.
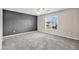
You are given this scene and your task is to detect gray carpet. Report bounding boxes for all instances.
[2,31,79,50]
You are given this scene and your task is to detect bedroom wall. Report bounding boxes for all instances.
[3,9,37,36]
[38,8,79,40]
[0,8,2,49]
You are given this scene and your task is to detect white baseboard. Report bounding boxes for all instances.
[3,31,36,38]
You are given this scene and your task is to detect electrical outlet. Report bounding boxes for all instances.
[13,30,16,33]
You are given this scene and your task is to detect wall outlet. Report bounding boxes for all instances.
[13,30,16,33]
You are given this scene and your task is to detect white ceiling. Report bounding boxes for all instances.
[4,8,67,16]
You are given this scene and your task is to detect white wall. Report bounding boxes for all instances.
[38,9,79,40]
[0,8,2,49]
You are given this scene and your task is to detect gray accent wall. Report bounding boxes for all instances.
[3,9,37,36]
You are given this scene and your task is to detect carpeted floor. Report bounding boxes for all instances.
[2,31,79,50]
